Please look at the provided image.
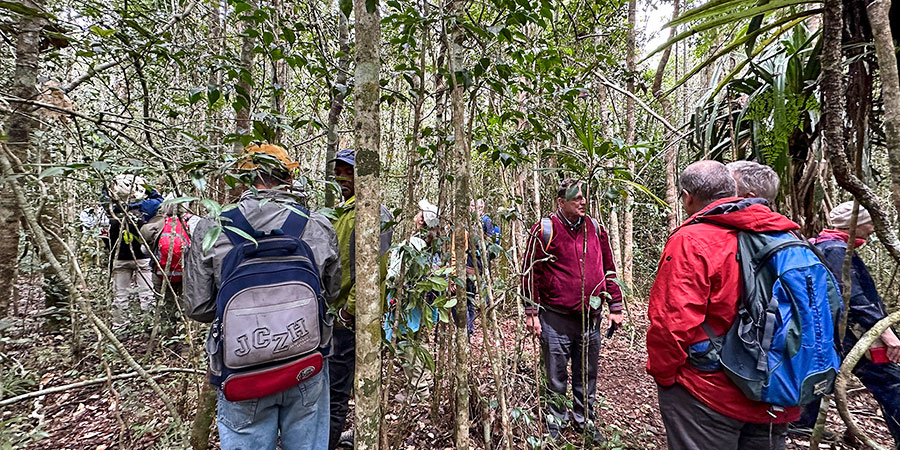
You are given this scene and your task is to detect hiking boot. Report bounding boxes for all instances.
[547,426,562,441]
[787,424,837,441]
[338,429,354,448]
[576,423,608,446]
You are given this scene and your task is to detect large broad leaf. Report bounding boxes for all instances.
[659,10,820,97]
[202,225,222,252]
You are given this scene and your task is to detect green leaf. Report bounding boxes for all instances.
[201,199,222,216]
[202,225,222,252]
[425,276,449,291]
[161,196,200,208]
[39,167,66,178]
[0,0,54,18]
[89,25,116,38]
[589,296,604,309]
[366,0,377,13]
[91,160,109,172]
[443,296,458,308]
[339,0,352,18]
[224,226,258,246]
[233,1,252,13]
[188,87,204,105]
[207,86,221,105]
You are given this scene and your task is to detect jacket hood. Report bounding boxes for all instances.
[681,197,799,233]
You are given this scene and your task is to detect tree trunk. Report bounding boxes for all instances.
[447,1,471,446]
[868,0,900,216]
[821,0,900,264]
[652,0,681,232]
[233,2,256,154]
[325,10,350,207]
[622,0,636,290]
[271,0,287,143]
[189,380,217,450]
[352,0,383,447]
[0,0,43,321]
[191,1,222,445]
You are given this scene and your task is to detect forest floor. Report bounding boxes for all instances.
[0,275,895,449]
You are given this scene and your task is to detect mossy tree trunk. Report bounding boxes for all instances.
[352,0,384,447]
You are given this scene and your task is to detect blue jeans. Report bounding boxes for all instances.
[217,362,330,450]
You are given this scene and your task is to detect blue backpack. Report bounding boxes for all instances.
[688,228,843,407]
[207,207,328,402]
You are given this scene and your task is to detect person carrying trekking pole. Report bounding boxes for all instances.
[184,143,341,450]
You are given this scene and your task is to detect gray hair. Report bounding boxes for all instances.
[680,160,736,205]
[726,160,779,204]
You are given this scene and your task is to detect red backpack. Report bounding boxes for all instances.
[155,217,190,282]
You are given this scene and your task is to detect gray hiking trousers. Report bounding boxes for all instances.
[657,383,787,450]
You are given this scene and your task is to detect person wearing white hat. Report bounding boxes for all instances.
[796,201,900,446]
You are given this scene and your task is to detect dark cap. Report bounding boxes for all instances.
[330,148,355,167]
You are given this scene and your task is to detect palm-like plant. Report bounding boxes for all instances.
[688,24,824,234]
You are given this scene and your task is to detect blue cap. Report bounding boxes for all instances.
[330,149,355,166]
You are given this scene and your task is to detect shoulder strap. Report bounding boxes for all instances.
[540,217,553,250]
[221,208,256,246]
[277,207,310,238]
[589,217,602,242]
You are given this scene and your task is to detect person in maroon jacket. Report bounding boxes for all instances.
[522,178,624,443]
[648,160,801,450]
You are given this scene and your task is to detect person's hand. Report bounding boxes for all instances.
[525,315,541,336]
[608,311,625,326]
[880,328,900,363]
[337,307,355,329]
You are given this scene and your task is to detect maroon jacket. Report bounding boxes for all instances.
[522,213,623,316]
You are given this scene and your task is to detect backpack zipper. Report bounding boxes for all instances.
[236,255,313,268]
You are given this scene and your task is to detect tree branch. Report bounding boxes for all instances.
[0,368,203,407]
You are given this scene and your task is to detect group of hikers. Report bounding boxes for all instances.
[95,142,900,450]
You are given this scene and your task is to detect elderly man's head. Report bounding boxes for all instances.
[726,160,779,205]
[679,160,736,216]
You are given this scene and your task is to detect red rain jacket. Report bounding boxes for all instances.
[647,197,801,424]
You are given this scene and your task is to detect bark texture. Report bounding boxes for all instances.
[352,0,384,447]
[0,0,42,319]
[652,0,680,232]
[868,0,900,216]
[448,1,471,446]
[821,0,900,264]
[325,10,350,208]
[622,0,636,290]
[233,2,256,154]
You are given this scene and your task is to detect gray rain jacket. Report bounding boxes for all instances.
[183,189,342,323]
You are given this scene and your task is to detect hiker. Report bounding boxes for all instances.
[726,160,780,205]
[105,175,163,327]
[471,198,497,239]
[328,149,393,450]
[521,178,623,443]
[647,160,816,450]
[385,199,444,400]
[793,202,900,446]
[140,197,192,323]
[184,143,341,450]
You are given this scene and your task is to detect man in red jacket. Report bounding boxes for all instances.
[648,160,800,450]
[522,178,624,443]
